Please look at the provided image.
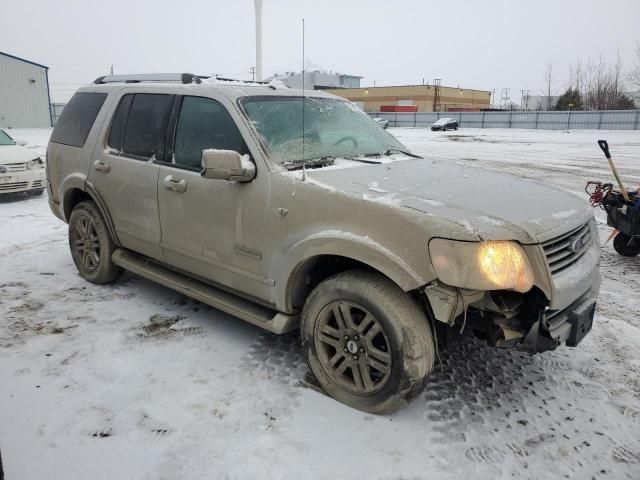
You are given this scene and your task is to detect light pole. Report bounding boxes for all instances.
[254,0,263,81]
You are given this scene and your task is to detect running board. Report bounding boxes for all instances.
[112,249,298,334]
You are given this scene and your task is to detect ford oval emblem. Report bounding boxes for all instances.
[0,165,7,174]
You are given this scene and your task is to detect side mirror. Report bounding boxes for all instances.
[16,139,27,146]
[201,149,256,182]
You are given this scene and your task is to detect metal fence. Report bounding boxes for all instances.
[368,110,640,130]
[50,103,66,126]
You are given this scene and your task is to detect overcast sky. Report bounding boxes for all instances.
[1,0,638,102]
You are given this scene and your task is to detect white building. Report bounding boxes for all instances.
[0,51,52,128]
[522,95,560,111]
[268,71,362,90]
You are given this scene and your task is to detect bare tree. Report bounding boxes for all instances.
[543,63,554,109]
[566,51,632,110]
[629,41,640,89]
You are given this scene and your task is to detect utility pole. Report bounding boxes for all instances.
[520,89,530,110]
[433,78,441,112]
[500,88,510,109]
[254,0,263,81]
[110,65,114,75]
[249,66,256,82]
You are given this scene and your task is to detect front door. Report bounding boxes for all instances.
[157,95,273,302]
[89,92,174,261]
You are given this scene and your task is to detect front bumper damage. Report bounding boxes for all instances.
[424,220,601,354]
[516,289,596,353]
[425,283,598,353]
[424,271,600,354]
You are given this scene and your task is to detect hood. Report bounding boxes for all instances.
[304,159,592,244]
[0,145,40,165]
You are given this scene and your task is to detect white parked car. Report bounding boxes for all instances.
[0,128,45,196]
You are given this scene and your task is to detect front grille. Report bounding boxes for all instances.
[0,181,29,191]
[4,162,27,172]
[32,180,44,187]
[542,222,591,275]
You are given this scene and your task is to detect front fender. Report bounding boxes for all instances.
[273,230,432,312]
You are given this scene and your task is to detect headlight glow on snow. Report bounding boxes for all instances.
[429,239,534,293]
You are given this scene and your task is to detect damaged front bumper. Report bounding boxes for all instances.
[517,288,596,353]
[424,276,599,354]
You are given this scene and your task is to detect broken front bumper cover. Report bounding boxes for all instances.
[516,292,596,354]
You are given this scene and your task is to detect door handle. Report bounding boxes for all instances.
[163,175,187,193]
[94,160,110,173]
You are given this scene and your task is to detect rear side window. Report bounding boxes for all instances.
[120,94,173,160]
[50,92,107,147]
[107,94,134,151]
[174,96,247,169]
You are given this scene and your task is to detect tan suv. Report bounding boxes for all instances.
[46,74,600,413]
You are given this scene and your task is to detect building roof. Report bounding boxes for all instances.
[0,51,48,70]
[325,84,491,94]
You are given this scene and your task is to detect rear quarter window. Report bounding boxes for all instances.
[50,92,108,147]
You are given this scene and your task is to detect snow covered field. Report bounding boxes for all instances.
[1,127,639,480]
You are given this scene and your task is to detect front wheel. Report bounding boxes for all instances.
[613,233,640,257]
[68,200,123,284]
[301,270,435,413]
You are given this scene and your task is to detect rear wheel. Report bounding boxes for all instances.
[68,201,123,284]
[613,233,640,257]
[301,270,435,413]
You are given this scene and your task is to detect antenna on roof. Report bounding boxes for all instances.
[301,17,306,181]
[254,0,263,81]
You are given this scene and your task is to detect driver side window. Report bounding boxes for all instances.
[173,96,247,170]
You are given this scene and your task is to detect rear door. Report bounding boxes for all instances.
[88,92,174,261]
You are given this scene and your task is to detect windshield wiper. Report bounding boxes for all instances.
[283,156,335,170]
[382,148,422,158]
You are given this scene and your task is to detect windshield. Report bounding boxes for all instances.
[0,129,16,146]
[241,96,406,164]
[433,118,453,126]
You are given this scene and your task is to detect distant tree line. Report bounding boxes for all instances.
[545,47,639,111]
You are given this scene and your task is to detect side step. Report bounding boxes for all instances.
[112,249,298,334]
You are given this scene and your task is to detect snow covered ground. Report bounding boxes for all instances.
[1,128,639,480]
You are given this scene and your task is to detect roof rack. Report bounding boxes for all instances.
[93,73,204,85]
[214,76,268,85]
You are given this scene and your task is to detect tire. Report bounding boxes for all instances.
[28,188,45,196]
[301,270,435,414]
[613,233,640,257]
[68,200,123,284]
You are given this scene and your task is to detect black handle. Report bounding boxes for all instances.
[598,140,611,159]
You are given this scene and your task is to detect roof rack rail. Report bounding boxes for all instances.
[93,73,205,85]
[214,76,269,85]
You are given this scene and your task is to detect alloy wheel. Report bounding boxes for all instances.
[73,215,101,272]
[314,300,392,395]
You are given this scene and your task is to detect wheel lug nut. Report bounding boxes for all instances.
[353,355,359,360]
[354,335,359,340]
[360,347,365,353]
[344,335,349,340]
[343,347,347,353]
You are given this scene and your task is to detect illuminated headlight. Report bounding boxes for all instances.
[429,239,535,293]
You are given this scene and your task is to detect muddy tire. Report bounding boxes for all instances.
[613,233,640,257]
[68,201,122,284]
[301,270,435,414]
